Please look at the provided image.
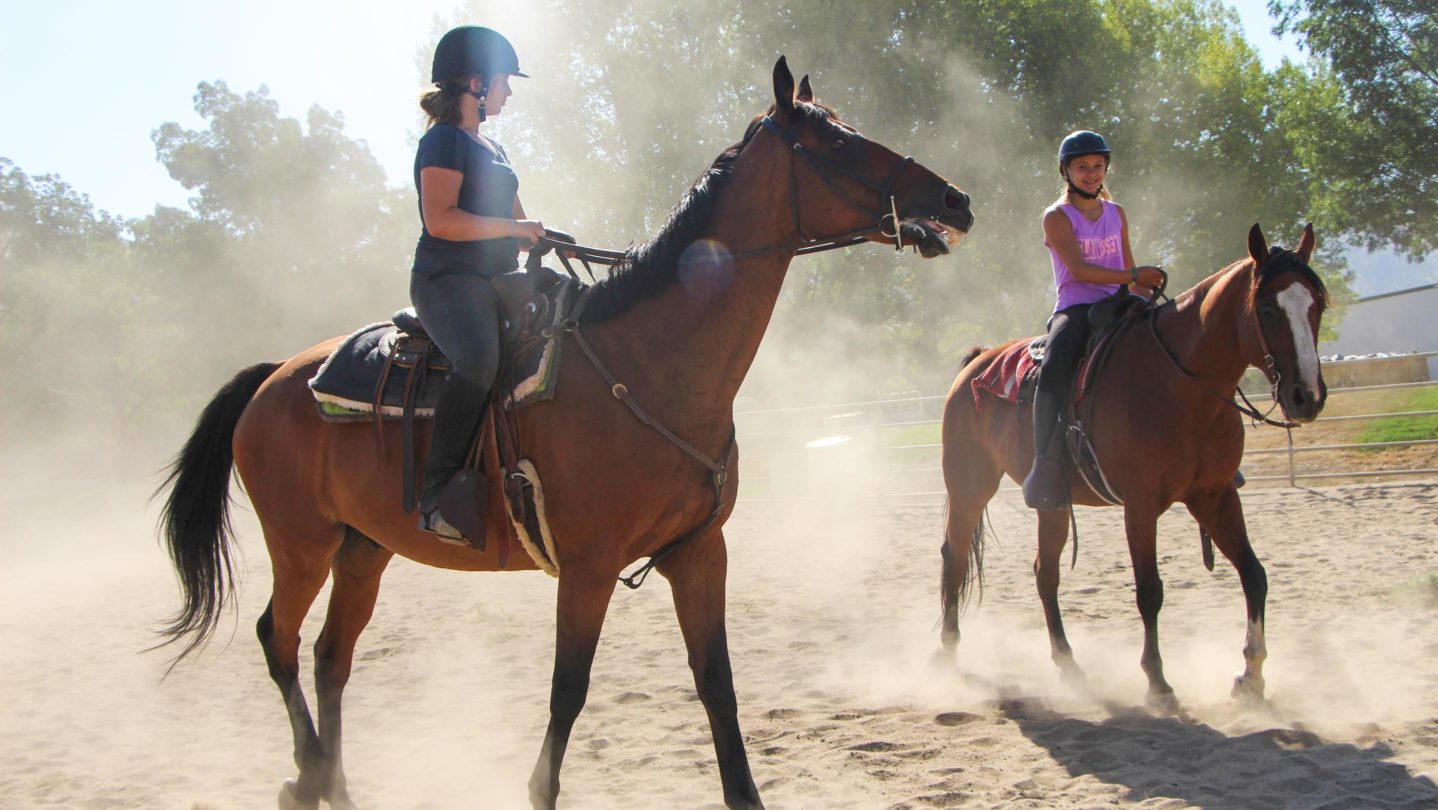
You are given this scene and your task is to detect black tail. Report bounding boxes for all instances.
[959,345,986,369]
[152,362,280,667]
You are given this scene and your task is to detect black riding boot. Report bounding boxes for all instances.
[418,374,490,543]
[1023,389,1068,511]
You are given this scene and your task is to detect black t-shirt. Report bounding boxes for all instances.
[412,123,520,274]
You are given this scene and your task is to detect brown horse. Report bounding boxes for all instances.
[155,57,972,810]
[938,224,1325,711]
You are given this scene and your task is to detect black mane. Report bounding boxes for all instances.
[580,103,837,324]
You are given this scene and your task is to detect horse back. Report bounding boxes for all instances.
[232,337,542,574]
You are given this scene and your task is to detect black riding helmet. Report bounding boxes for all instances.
[1057,130,1111,200]
[432,26,527,83]
[431,26,527,121]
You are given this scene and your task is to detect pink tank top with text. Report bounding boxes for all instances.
[1044,200,1125,313]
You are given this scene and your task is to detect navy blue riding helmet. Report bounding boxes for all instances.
[1058,130,1111,166]
[431,26,527,121]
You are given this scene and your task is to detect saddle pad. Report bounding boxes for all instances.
[971,337,1041,408]
[309,323,445,420]
[308,291,573,422]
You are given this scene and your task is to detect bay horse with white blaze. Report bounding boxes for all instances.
[938,224,1325,711]
[156,57,972,810]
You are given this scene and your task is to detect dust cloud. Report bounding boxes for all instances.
[2,4,1433,809]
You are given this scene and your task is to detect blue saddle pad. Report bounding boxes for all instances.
[309,324,448,421]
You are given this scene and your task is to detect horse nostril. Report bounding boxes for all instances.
[945,186,969,211]
[1291,387,1306,407]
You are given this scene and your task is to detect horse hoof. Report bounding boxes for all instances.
[1055,658,1088,688]
[278,779,320,810]
[928,647,957,671]
[1231,674,1266,704]
[1146,689,1181,715]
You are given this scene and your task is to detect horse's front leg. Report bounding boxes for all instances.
[528,567,616,810]
[660,530,763,810]
[1124,506,1178,711]
[1035,508,1085,685]
[1185,486,1268,701]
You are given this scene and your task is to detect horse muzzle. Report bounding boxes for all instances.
[898,185,974,258]
[1279,378,1326,424]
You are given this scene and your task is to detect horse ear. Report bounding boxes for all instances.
[797,74,814,103]
[773,56,796,116]
[1247,223,1268,267]
[1296,222,1316,263]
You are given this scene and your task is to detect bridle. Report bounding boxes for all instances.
[528,111,927,277]
[1147,259,1310,428]
[754,114,914,255]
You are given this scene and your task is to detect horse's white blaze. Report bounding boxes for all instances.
[1277,284,1321,394]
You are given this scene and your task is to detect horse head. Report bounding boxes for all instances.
[759,56,973,258]
[1246,223,1328,423]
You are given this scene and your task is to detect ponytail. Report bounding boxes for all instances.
[419,75,479,128]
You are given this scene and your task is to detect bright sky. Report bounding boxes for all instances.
[2,0,1429,294]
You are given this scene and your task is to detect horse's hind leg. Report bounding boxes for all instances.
[255,518,344,810]
[309,528,393,809]
[661,531,763,810]
[1035,508,1084,684]
[939,454,1001,658]
[529,565,616,810]
[1185,487,1268,701]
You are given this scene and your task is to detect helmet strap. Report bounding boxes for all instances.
[474,84,489,123]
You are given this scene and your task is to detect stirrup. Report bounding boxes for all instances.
[418,508,467,545]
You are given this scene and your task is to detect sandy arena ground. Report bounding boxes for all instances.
[3,477,1437,809]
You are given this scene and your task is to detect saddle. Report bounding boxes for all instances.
[971,290,1152,502]
[307,263,585,556]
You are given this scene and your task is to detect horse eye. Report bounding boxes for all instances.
[830,138,846,151]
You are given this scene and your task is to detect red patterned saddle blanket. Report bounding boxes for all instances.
[971,337,1043,408]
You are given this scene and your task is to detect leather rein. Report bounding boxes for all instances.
[526,113,916,588]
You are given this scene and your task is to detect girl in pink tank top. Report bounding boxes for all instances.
[1022,130,1166,511]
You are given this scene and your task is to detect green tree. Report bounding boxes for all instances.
[1270,0,1438,256]
[143,81,415,375]
[0,159,154,449]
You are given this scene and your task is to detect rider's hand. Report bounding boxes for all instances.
[1134,265,1166,289]
[510,219,546,249]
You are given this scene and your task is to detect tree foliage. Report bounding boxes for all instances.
[1270,0,1437,257]
[6,0,1412,449]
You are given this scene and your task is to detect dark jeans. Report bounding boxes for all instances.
[410,271,503,510]
[1033,303,1093,457]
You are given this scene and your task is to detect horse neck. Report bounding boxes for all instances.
[600,143,798,420]
[1158,262,1256,389]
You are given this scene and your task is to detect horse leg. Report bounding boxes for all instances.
[1185,487,1268,702]
[528,568,616,810]
[1035,508,1085,685]
[1123,508,1177,711]
[309,529,394,809]
[939,455,1001,658]
[660,531,763,810]
[256,521,343,810]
